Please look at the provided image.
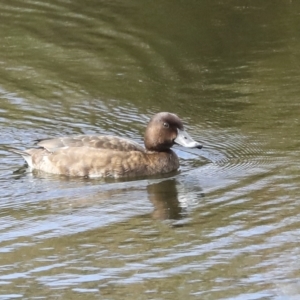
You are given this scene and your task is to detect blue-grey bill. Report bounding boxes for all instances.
[174,129,202,149]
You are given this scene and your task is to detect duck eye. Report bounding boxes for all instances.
[163,122,169,128]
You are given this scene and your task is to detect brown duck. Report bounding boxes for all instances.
[12,112,202,178]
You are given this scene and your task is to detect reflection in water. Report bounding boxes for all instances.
[148,178,205,221]
[148,179,184,220]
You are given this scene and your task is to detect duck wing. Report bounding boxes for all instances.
[36,135,145,153]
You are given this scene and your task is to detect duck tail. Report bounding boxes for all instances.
[9,149,33,167]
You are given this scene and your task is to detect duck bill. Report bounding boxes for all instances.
[174,129,202,149]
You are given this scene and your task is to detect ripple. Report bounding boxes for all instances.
[194,127,285,180]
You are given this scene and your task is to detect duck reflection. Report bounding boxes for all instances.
[13,164,203,221]
[147,178,203,220]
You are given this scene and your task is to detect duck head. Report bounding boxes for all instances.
[144,112,202,151]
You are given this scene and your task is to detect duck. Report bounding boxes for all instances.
[11,112,202,178]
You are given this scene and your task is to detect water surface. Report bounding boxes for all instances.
[1,0,300,299]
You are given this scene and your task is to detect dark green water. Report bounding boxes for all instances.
[1,0,300,299]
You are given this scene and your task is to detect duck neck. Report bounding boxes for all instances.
[145,149,179,175]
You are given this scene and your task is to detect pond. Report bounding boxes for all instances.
[1,0,300,299]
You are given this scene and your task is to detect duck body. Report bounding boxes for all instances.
[12,112,202,178]
[21,135,179,178]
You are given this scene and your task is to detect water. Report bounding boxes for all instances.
[1,0,300,299]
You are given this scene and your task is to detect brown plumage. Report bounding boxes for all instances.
[11,112,202,178]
